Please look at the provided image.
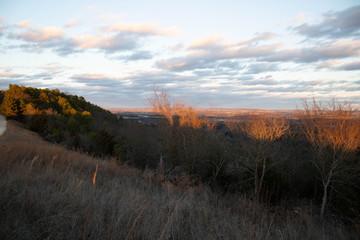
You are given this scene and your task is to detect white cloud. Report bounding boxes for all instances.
[188,36,224,49]
[69,33,136,51]
[0,71,24,78]
[84,5,95,11]
[64,19,79,28]
[14,26,63,42]
[16,20,31,28]
[106,21,181,36]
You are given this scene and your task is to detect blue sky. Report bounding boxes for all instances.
[0,0,359,109]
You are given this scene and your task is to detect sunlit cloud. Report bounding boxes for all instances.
[13,25,63,42]
[188,36,224,49]
[16,19,31,28]
[281,12,308,26]
[106,21,181,36]
[69,33,136,50]
[246,32,277,43]
[0,71,24,78]
[64,19,79,28]
[39,64,64,71]
[84,5,95,11]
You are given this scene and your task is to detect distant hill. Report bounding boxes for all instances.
[110,107,296,117]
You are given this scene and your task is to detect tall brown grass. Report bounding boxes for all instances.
[0,121,357,239]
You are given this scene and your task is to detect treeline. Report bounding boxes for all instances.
[1,84,359,220]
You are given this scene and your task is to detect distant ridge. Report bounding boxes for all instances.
[109,107,296,117]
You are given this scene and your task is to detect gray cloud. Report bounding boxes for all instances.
[292,5,360,39]
[157,38,360,72]
[0,16,7,37]
[71,73,125,88]
[0,65,66,86]
[7,19,176,56]
[70,71,184,90]
[118,50,153,61]
[245,75,277,85]
[316,60,360,71]
[336,61,360,71]
[262,39,360,63]
[156,42,279,71]
[245,63,279,74]
[10,32,140,56]
[237,75,254,81]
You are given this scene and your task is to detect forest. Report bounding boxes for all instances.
[1,84,360,238]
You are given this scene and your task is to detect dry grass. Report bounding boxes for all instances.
[0,121,357,239]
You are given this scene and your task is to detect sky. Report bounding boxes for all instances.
[0,0,359,110]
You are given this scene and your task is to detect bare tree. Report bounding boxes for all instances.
[297,97,360,217]
[148,87,220,176]
[228,113,289,202]
[149,87,215,129]
[148,87,174,126]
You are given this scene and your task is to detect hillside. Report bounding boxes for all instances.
[1,120,357,239]
[0,84,122,157]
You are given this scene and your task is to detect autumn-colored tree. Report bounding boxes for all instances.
[0,84,30,117]
[297,97,360,217]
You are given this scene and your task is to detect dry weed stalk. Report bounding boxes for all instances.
[125,204,148,240]
[92,164,98,185]
[158,193,185,240]
[297,97,360,217]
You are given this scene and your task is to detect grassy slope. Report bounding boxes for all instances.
[0,121,357,240]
